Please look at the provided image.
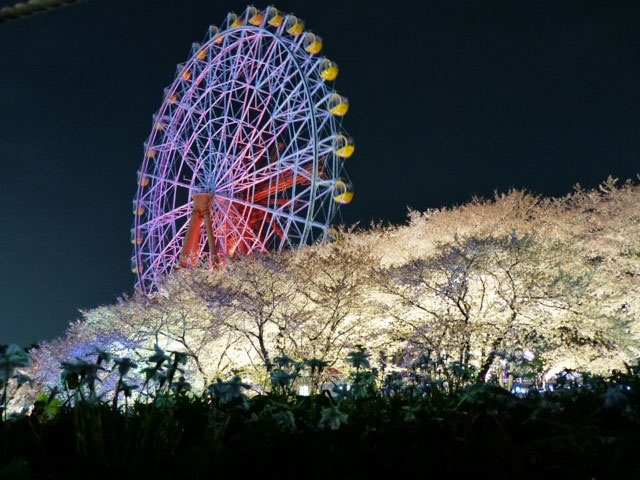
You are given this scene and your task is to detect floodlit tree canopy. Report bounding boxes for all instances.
[25,178,640,399]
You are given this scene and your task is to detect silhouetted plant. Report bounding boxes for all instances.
[0,344,32,422]
[207,376,249,406]
[319,406,348,430]
[3,344,640,478]
[346,345,370,371]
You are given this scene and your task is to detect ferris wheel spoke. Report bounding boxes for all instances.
[226,201,263,254]
[211,37,246,178]
[136,203,192,231]
[143,173,194,191]
[211,119,287,188]
[208,54,308,188]
[214,117,314,193]
[251,168,313,203]
[214,193,323,231]
[270,83,307,120]
[199,52,256,183]
[181,99,233,175]
[274,119,314,164]
[240,33,281,88]
[213,198,260,255]
[217,152,313,194]
[146,219,191,275]
[225,59,283,157]
[253,50,292,91]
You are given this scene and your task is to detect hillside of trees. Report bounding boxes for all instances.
[21,177,640,403]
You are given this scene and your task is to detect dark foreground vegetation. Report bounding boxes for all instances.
[2,345,640,479]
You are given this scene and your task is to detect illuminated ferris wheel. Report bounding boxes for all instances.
[131,6,355,293]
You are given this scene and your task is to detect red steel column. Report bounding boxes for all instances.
[179,193,217,268]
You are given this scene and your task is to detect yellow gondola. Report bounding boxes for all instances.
[333,179,354,204]
[228,12,244,28]
[319,58,338,81]
[146,149,157,158]
[304,32,323,54]
[131,258,142,274]
[130,228,143,245]
[334,134,355,158]
[191,42,206,61]
[209,25,223,44]
[247,6,264,25]
[138,172,150,187]
[285,15,304,35]
[154,114,169,131]
[328,93,349,116]
[133,201,145,216]
[267,7,283,27]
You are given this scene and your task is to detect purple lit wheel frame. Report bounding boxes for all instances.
[131,8,353,294]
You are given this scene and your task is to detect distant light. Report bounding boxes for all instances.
[298,385,310,396]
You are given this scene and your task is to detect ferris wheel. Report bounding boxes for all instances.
[131,6,355,293]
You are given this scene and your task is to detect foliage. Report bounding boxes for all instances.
[0,345,32,422]
[2,346,640,478]
[16,179,640,411]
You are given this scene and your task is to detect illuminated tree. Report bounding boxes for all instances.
[192,254,303,379]
[23,180,640,396]
[375,231,636,382]
[114,271,238,387]
[286,243,376,365]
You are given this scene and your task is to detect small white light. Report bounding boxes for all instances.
[298,385,310,396]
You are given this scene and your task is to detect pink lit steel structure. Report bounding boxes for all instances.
[132,6,354,293]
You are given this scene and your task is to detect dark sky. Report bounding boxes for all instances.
[1,0,639,346]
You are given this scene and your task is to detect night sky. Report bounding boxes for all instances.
[1,0,639,346]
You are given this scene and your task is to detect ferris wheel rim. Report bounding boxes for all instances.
[132,9,351,293]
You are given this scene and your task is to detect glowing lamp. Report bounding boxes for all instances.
[298,385,310,396]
